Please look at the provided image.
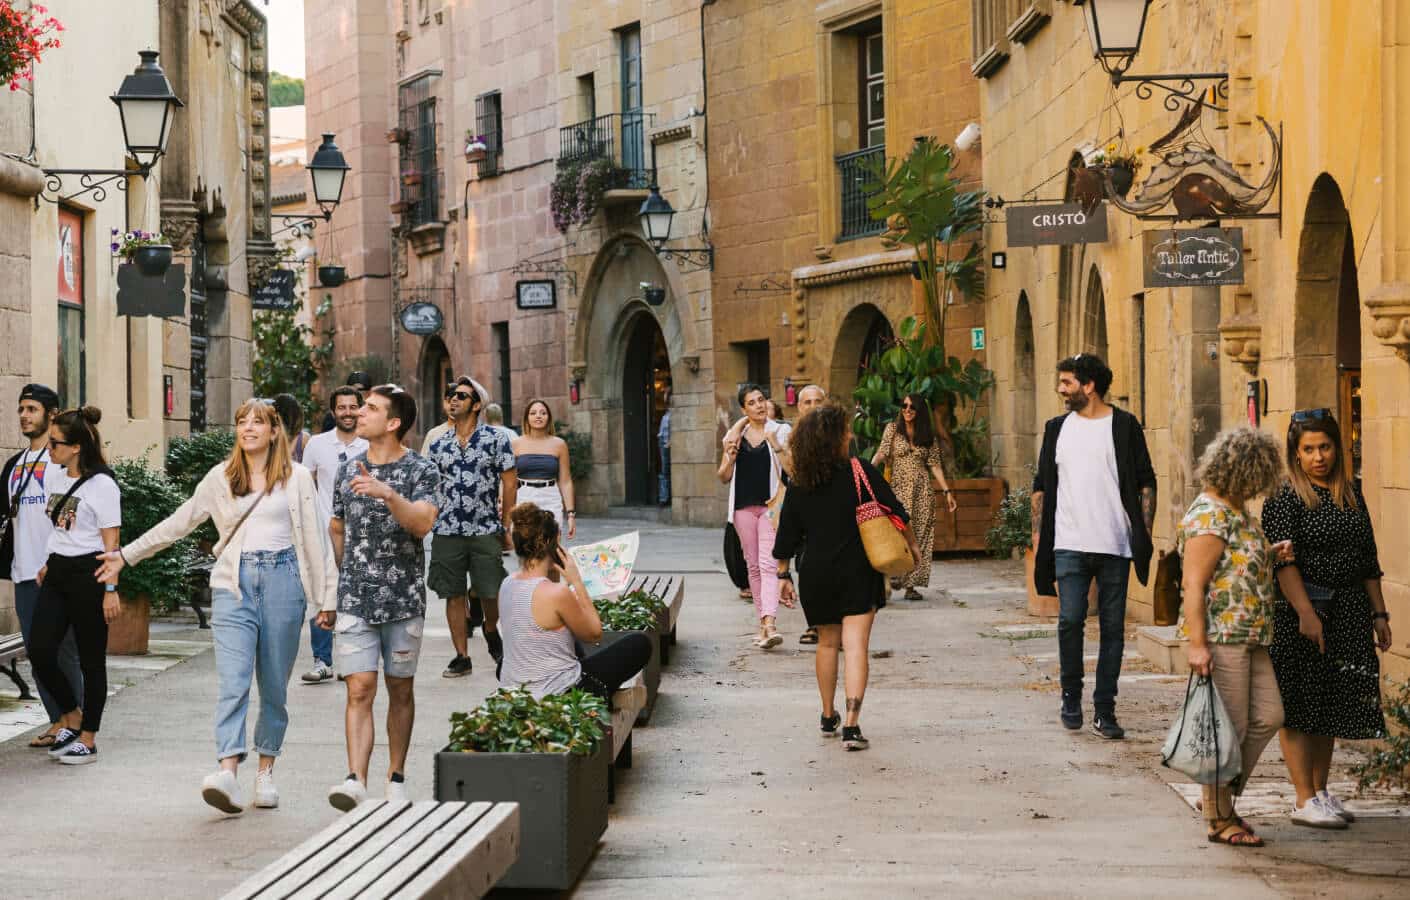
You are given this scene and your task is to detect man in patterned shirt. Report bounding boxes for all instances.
[426,377,517,678]
[325,385,441,810]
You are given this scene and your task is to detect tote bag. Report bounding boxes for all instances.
[723,522,750,590]
[850,459,912,577]
[1160,673,1244,788]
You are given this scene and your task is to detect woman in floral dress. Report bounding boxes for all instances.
[872,394,956,600]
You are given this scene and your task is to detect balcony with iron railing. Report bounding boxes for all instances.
[836,145,886,241]
[557,112,655,191]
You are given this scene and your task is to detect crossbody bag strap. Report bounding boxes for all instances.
[217,484,272,554]
[49,469,104,528]
[851,457,879,505]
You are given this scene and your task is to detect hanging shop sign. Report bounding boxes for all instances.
[515,279,557,310]
[115,264,187,318]
[399,300,444,336]
[1005,202,1109,247]
[1143,227,1244,288]
[252,269,298,310]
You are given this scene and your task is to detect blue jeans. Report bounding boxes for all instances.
[211,548,306,761]
[1054,549,1130,711]
[14,579,82,723]
[658,441,671,503]
[309,614,332,665]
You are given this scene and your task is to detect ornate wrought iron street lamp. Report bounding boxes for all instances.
[274,133,352,238]
[638,184,713,272]
[1082,0,1228,113]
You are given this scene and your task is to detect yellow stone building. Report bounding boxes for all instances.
[975,1,1408,679]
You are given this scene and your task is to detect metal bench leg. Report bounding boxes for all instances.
[619,733,633,770]
[2,659,35,700]
[191,598,209,629]
[608,759,617,804]
[659,632,670,666]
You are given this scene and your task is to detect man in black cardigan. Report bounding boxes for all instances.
[1031,354,1156,740]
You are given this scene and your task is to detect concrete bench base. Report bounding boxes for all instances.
[1136,624,1190,675]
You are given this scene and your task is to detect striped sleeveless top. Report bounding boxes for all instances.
[497,574,582,698]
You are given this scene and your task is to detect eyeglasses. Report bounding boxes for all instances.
[900,402,914,410]
[1291,408,1332,424]
[47,438,74,448]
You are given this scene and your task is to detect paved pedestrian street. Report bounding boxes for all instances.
[1,519,1406,898]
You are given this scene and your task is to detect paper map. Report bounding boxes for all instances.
[569,531,640,598]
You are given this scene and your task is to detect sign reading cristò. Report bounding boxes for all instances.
[1005,202,1109,247]
[1143,227,1245,288]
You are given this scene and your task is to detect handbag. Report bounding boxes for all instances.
[723,522,750,590]
[764,440,787,529]
[850,458,912,577]
[1161,673,1244,790]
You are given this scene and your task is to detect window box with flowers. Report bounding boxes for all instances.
[112,228,173,276]
[0,2,62,92]
[400,170,422,187]
[464,132,488,163]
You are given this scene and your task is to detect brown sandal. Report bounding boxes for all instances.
[1207,821,1263,847]
[29,732,58,748]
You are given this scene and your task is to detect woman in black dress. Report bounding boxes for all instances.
[773,403,921,751]
[1262,409,1391,829]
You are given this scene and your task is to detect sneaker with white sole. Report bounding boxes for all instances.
[56,742,98,765]
[301,662,335,684]
[202,769,245,815]
[328,774,367,812]
[1319,789,1355,823]
[1291,796,1347,829]
[47,727,81,758]
[385,777,409,803]
[254,769,279,809]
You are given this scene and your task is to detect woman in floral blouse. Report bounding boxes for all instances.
[1178,427,1292,847]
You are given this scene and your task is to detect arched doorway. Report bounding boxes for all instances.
[1057,151,1090,357]
[831,303,893,398]
[1013,292,1037,467]
[418,337,452,437]
[1294,174,1363,479]
[622,313,672,505]
[1081,265,1109,361]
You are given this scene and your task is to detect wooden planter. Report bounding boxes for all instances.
[400,173,422,186]
[434,739,609,891]
[107,594,150,655]
[932,477,1005,553]
[465,146,487,163]
[1024,548,1098,618]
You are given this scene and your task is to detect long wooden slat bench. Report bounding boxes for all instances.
[221,800,519,900]
[624,573,684,665]
[0,632,35,700]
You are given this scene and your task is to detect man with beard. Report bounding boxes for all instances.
[1031,354,1155,740]
[300,386,368,683]
[1,384,82,746]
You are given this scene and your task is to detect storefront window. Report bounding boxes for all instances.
[56,208,85,408]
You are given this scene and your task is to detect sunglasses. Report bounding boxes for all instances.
[47,438,74,448]
[1291,408,1332,424]
[451,391,475,401]
[900,402,914,410]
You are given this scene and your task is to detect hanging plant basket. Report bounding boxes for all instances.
[385,127,409,144]
[317,264,347,287]
[465,141,488,163]
[1105,163,1136,198]
[131,244,173,277]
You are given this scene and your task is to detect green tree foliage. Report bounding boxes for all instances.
[112,456,199,614]
[252,295,335,428]
[269,71,304,108]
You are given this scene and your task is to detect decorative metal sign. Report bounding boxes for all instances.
[252,269,298,310]
[115,264,187,318]
[1143,227,1244,288]
[1005,202,1109,247]
[399,300,444,335]
[515,279,557,310]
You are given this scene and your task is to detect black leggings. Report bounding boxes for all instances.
[576,632,653,701]
[29,552,109,733]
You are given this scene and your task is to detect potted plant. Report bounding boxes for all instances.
[385,126,408,144]
[586,589,665,724]
[389,199,410,214]
[112,227,173,277]
[109,456,199,653]
[985,483,1051,616]
[1086,143,1143,197]
[0,3,63,91]
[317,261,346,287]
[435,687,610,891]
[465,131,488,163]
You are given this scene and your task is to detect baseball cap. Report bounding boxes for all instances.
[19,383,60,411]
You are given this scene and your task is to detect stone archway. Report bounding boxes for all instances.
[417,336,452,438]
[1294,173,1363,476]
[830,302,893,399]
[1081,264,1109,361]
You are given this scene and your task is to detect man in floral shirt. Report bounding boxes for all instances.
[427,377,517,678]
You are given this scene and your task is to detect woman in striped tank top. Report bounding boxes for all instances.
[498,504,651,700]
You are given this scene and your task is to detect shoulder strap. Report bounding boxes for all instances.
[851,458,878,504]
[215,483,272,555]
[48,467,107,527]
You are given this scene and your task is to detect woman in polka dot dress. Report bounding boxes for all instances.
[1262,410,1391,830]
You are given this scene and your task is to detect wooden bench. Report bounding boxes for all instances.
[606,673,646,803]
[624,573,684,665]
[221,800,519,900]
[0,632,35,700]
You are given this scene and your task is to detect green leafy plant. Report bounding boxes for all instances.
[852,315,996,476]
[112,456,198,614]
[594,590,665,633]
[1352,674,1410,791]
[985,483,1033,559]
[555,422,594,483]
[862,137,985,359]
[165,429,236,496]
[447,687,607,755]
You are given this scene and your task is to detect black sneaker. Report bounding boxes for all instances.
[47,727,81,758]
[57,742,98,765]
[484,629,504,664]
[840,726,869,751]
[820,712,841,736]
[1091,712,1125,740]
[442,655,473,678]
[1060,693,1082,730]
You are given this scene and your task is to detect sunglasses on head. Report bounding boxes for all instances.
[1291,408,1332,424]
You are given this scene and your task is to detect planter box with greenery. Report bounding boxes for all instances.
[435,688,609,891]
[582,589,665,725]
[986,484,1096,617]
[111,457,201,651]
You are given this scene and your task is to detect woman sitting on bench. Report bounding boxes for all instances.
[498,504,650,701]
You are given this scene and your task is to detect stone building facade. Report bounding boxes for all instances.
[975,0,1409,681]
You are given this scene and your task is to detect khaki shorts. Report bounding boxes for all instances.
[428,532,507,600]
[334,614,424,678]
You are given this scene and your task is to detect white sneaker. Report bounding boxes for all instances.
[1319,789,1355,823]
[301,662,335,684]
[1291,796,1347,829]
[385,778,409,803]
[254,769,279,809]
[202,769,245,815]
[328,775,367,812]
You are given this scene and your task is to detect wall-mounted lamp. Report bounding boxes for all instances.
[955,122,981,152]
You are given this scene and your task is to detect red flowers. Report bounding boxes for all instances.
[1,2,64,91]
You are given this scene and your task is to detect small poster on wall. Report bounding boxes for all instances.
[516,279,557,310]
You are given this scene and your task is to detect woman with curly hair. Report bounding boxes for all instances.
[772,403,921,751]
[1177,426,1293,846]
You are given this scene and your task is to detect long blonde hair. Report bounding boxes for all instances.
[224,398,294,496]
[1286,413,1356,509]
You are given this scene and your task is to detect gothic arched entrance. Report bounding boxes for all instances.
[418,336,452,437]
[830,302,893,398]
[622,313,672,506]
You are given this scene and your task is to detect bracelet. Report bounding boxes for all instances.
[777,571,793,581]
[1373,611,1390,622]
[566,510,576,516]
[118,548,130,566]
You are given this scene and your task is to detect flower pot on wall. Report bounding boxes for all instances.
[132,244,173,277]
[317,265,346,287]
[465,143,487,163]
[107,594,150,655]
[400,173,422,186]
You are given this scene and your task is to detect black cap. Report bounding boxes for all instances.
[347,371,371,389]
[19,383,59,411]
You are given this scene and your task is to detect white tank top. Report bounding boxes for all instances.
[498,575,582,698]
[240,482,294,552]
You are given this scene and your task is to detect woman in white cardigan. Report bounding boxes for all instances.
[97,399,336,816]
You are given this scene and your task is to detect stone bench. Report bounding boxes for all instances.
[221,800,519,900]
[0,632,34,700]
[607,673,646,803]
[1136,624,1190,675]
[624,573,684,665]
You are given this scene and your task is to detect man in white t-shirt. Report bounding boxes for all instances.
[298,386,368,683]
[1031,354,1156,741]
[0,384,81,743]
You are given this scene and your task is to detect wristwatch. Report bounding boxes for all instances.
[104,584,118,593]
[777,571,793,581]
[1373,611,1390,622]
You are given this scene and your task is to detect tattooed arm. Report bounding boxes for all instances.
[1030,490,1043,549]
[1140,485,1157,537]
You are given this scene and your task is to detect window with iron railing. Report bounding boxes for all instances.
[398,74,440,225]
[556,112,655,189]
[474,91,503,177]
[836,145,885,241]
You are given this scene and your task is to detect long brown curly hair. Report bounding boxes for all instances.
[511,502,561,562]
[789,402,850,491]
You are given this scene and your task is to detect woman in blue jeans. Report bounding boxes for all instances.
[97,399,336,815]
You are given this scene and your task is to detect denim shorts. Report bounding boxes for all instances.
[334,613,424,678]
